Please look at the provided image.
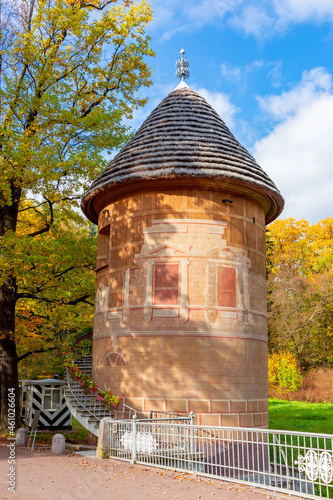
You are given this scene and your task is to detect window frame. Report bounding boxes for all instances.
[96,224,110,270]
[43,387,62,411]
[153,262,180,305]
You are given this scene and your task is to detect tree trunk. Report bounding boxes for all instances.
[0,185,21,430]
[0,280,19,430]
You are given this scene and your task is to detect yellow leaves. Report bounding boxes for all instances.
[268,352,303,393]
[268,217,333,370]
[1,0,153,379]
[267,217,333,277]
[327,326,333,338]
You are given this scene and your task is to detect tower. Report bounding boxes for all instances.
[81,53,284,427]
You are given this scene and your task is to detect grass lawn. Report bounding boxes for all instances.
[24,417,89,446]
[269,398,333,434]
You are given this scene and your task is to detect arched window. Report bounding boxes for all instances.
[103,352,127,367]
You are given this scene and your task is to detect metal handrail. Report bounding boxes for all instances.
[65,333,138,424]
[71,330,93,360]
[66,367,138,422]
[66,373,111,419]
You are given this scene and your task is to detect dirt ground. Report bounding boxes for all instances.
[0,441,298,500]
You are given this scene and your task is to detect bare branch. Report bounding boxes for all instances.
[27,199,54,237]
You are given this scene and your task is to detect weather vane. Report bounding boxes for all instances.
[175,49,190,81]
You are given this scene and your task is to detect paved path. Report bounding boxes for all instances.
[0,441,299,500]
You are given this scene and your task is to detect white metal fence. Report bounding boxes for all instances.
[108,417,333,499]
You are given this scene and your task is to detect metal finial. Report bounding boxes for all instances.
[175,49,190,81]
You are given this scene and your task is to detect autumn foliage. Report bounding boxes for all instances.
[268,352,303,393]
[267,217,333,372]
[0,0,153,428]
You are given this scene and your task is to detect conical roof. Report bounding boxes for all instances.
[82,85,284,224]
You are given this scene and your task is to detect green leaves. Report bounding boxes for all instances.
[0,0,154,203]
[0,200,96,360]
[0,0,153,424]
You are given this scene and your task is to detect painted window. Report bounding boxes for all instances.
[103,352,127,367]
[96,224,110,269]
[43,388,61,410]
[153,263,179,305]
[218,267,236,307]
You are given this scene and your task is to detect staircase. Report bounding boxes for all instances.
[64,355,115,436]
[64,334,138,437]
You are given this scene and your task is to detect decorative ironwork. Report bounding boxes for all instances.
[296,450,319,481]
[175,49,190,81]
[319,451,333,484]
[120,431,158,455]
[120,430,134,452]
[295,450,333,484]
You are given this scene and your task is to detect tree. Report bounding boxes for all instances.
[12,200,96,379]
[267,218,333,370]
[0,0,153,428]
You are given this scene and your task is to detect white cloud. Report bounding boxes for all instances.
[267,61,284,88]
[231,5,275,36]
[253,68,333,223]
[148,0,241,39]
[194,86,239,129]
[187,0,241,24]
[230,0,333,39]
[257,67,332,120]
[273,0,333,25]
[221,60,264,92]
[149,0,333,40]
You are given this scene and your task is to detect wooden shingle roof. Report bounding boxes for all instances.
[82,85,284,224]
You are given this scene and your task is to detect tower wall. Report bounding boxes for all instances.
[92,184,268,427]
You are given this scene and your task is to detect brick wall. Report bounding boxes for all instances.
[92,184,269,428]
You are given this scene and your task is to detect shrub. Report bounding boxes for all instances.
[268,352,303,393]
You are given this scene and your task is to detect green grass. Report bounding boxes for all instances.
[268,399,333,499]
[64,417,89,444]
[269,398,333,434]
[29,417,89,446]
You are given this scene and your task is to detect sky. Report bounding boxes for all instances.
[128,0,333,224]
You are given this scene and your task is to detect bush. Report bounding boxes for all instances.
[268,352,303,393]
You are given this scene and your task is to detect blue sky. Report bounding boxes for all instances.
[129,0,333,224]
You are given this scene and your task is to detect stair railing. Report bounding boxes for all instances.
[66,369,138,421]
[66,371,112,420]
[71,330,93,360]
[65,335,138,422]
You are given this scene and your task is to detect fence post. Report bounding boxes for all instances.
[131,414,137,464]
[97,417,112,459]
[189,412,195,453]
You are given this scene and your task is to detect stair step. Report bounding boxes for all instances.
[74,409,92,415]
[65,353,108,437]
[72,407,110,415]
